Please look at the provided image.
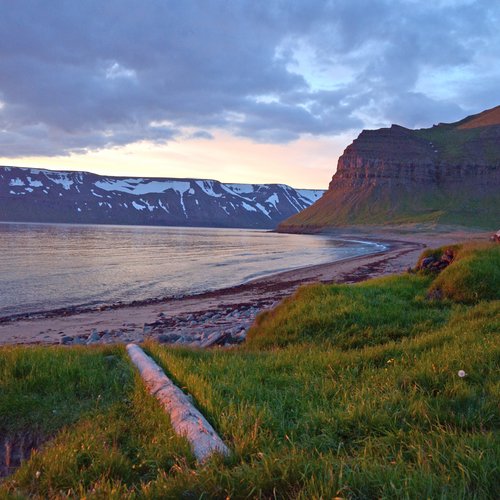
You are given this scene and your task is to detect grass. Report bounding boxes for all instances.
[0,346,132,436]
[429,243,500,303]
[279,180,499,231]
[0,244,499,498]
[245,274,453,350]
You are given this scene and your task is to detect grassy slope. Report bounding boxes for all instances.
[281,158,499,230]
[456,105,500,130]
[0,245,499,498]
[279,170,499,232]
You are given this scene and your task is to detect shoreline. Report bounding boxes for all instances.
[0,237,387,325]
[0,229,488,346]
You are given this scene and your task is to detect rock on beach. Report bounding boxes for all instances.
[55,301,270,348]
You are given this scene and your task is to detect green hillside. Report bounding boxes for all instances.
[279,183,499,231]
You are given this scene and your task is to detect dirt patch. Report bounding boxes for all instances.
[0,431,46,478]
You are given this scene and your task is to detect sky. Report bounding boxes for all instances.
[0,1,499,189]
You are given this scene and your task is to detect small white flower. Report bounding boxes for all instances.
[458,370,467,378]
[35,471,41,479]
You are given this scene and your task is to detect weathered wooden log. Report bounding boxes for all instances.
[126,343,230,463]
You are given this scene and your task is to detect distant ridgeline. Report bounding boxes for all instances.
[0,166,324,229]
[279,106,500,231]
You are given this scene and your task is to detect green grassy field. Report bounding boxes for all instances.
[1,244,499,498]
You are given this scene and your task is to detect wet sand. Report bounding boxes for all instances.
[0,229,488,346]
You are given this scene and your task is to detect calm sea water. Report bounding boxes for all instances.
[0,223,384,317]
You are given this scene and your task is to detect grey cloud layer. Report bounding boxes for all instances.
[0,0,499,156]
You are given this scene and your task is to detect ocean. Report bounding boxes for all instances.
[0,222,384,317]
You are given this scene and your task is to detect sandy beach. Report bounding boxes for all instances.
[0,229,490,346]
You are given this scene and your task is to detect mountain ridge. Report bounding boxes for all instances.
[0,166,324,229]
[456,105,500,129]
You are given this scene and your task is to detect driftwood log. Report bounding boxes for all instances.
[126,343,230,463]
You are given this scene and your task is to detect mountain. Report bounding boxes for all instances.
[279,106,500,231]
[0,166,324,229]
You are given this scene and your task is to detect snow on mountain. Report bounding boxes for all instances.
[295,189,324,204]
[0,166,325,229]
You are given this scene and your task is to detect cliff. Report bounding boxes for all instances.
[278,106,500,231]
[0,167,324,229]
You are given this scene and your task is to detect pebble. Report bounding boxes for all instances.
[157,333,181,343]
[100,333,112,343]
[86,331,101,344]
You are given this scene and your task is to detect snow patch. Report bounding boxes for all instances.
[9,178,25,186]
[225,183,255,194]
[266,193,279,207]
[170,181,191,197]
[241,201,257,212]
[132,201,146,210]
[280,188,303,212]
[140,199,156,211]
[95,178,192,195]
[45,172,74,190]
[28,178,43,188]
[295,189,324,204]
[255,203,271,217]
[178,193,187,216]
[195,180,221,197]
[159,200,169,212]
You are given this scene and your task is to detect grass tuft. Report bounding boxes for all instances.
[428,243,500,303]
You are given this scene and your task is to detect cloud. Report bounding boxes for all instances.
[0,0,499,156]
[188,130,215,140]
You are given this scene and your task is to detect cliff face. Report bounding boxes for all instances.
[279,106,500,231]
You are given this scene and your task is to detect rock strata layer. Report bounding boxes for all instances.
[279,106,500,230]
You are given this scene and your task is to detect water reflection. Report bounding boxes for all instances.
[0,223,383,317]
